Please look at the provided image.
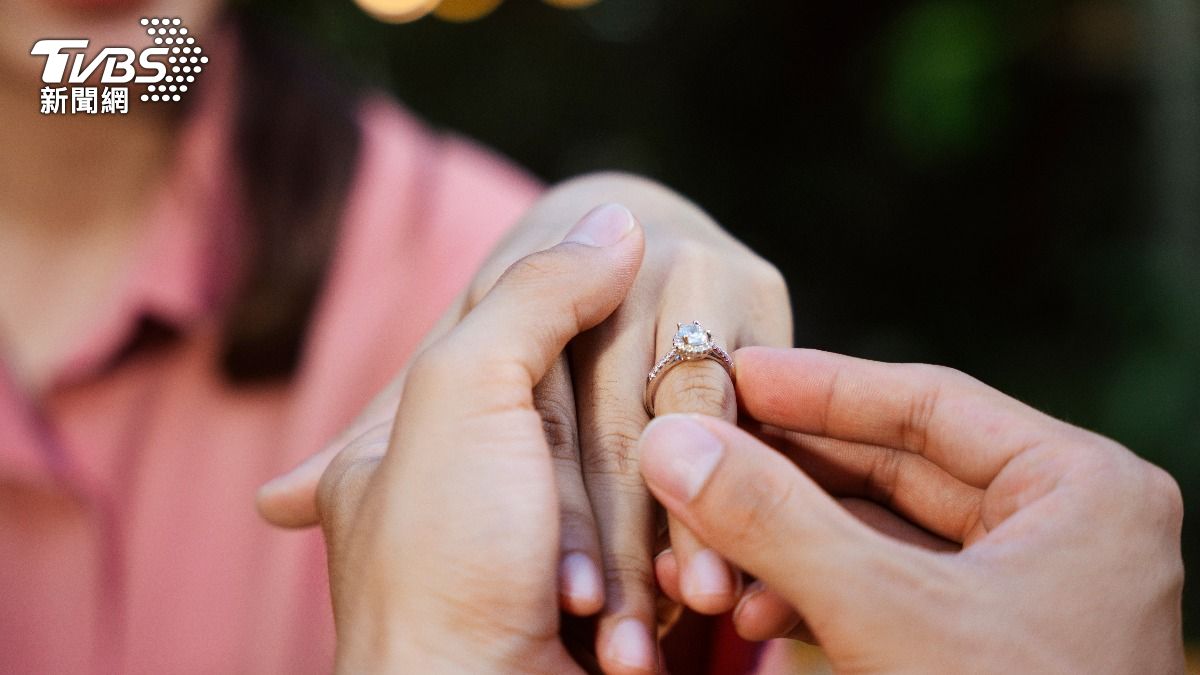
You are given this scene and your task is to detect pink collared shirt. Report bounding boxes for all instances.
[0,42,540,673]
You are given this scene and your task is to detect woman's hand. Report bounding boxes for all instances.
[258,173,792,673]
[317,207,644,672]
[473,175,792,670]
[639,347,1186,673]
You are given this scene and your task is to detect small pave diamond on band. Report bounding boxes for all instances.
[644,321,735,416]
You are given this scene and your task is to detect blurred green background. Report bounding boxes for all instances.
[253,0,1199,638]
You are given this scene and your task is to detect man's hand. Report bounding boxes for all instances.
[259,174,793,673]
[317,206,643,672]
[639,347,1186,674]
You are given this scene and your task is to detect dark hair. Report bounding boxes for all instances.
[219,9,363,382]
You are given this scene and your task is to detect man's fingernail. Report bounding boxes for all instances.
[606,618,655,671]
[640,415,723,502]
[683,548,731,600]
[559,552,602,606]
[564,203,635,247]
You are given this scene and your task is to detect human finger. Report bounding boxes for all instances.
[535,356,606,616]
[571,308,660,675]
[324,204,646,652]
[653,549,683,605]
[730,497,957,644]
[433,204,644,415]
[646,319,740,616]
[651,282,793,616]
[747,422,985,545]
[733,582,811,643]
[638,414,949,627]
[733,347,1077,488]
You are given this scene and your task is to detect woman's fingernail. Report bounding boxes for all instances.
[606,618,655,671]
[564,203,636,247]
[559,552,602,606]
[683,548,731,600]
[733,580,766,623]
[639,415,723,502]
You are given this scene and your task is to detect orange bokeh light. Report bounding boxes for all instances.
[356,0,601,24]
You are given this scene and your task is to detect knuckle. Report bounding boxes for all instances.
[558,506,597,545]
[601,551,657,595]
[1142,464,1184,527]
[544,422,577,462]
[748,259,789,299]
[660,242,726,290]
[668,239,720,268]
[536,398,578,462]
[542,172,649,204]
[584,463,649,498]
[559,504,600,552]
[582,442,641,480]
[907,362,971,386]
[901,375,943,456]
[864,449,903,507]
[1070,446,1130,498]
[500,249,568,290]
[1070,444,1185,537]
[588,377,640,415]
[656,364,734,416]
[581,419,645,477]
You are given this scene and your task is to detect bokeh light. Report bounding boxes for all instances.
[541,0,600,7]
[354,0,442,23]
[356,0,600,23]
[434,0,505,22]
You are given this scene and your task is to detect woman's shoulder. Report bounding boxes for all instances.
[325,91,544,323]
[315,88,546,330]
[353,93,544,242]
[285,94,543,450]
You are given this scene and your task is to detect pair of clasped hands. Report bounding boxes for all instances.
[258,179,1185,674]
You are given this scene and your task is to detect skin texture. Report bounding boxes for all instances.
[317,202,644,672]
[258,174,793,673]
[639,347,1187,674]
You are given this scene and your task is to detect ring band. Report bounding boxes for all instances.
[644,321,734,416]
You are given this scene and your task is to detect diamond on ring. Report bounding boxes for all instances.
[673,321,714,356]
[644,321,734,416]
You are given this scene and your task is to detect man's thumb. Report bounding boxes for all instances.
[443,202,644,393]
[638,414,923,622]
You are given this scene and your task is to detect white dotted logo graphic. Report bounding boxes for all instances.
[30,17,209,114]
[139,17,207,103]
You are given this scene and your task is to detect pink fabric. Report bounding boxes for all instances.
[0,39,541,673]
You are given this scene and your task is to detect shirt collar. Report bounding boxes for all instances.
[50,25,245,389]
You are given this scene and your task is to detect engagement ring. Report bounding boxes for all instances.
[644,321,734,416]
